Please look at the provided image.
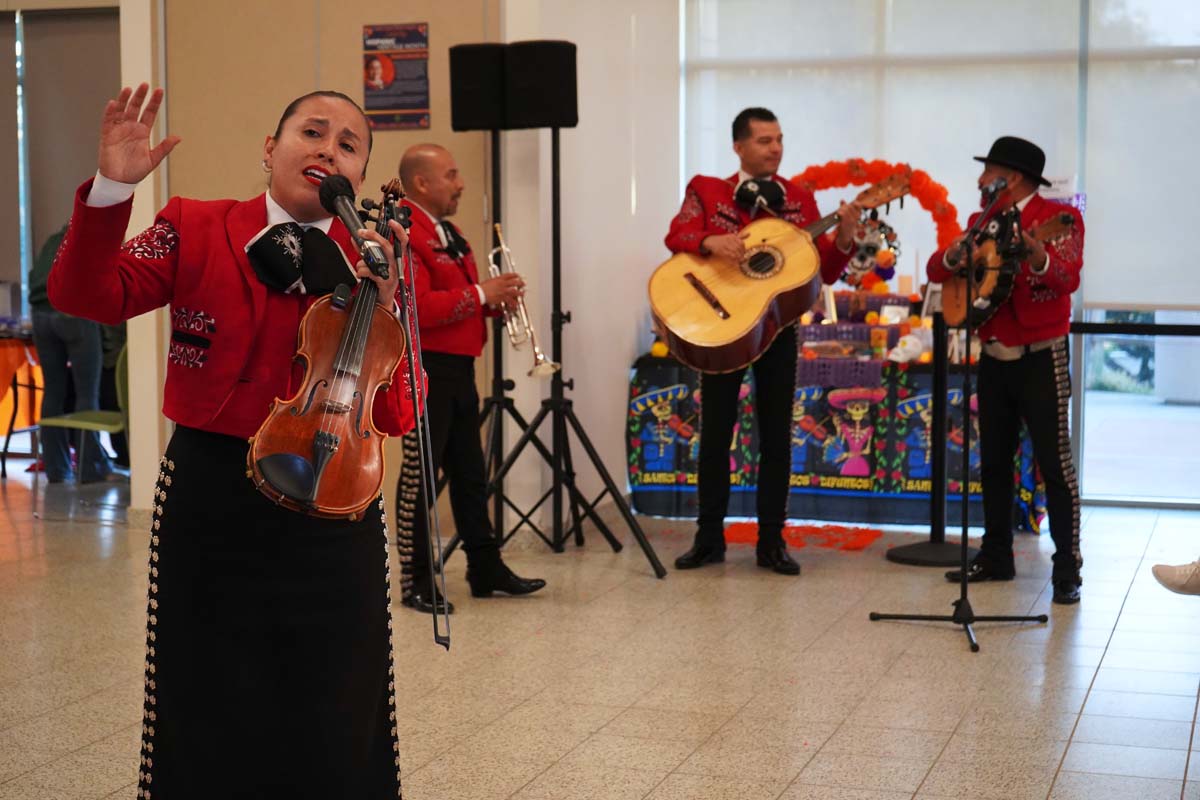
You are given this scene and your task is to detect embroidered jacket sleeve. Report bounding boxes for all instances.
[664,177,715,255]
[48,179,179,325]
[412,246,483,328]
[1023,203,1084,296]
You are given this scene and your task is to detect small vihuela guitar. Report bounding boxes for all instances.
[941,210,1076,328]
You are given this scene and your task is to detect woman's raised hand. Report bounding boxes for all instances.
[97,84,181,184]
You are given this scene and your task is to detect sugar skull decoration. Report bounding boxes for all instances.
[842,210,900,288]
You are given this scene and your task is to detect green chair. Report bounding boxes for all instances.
[36,345,127,484]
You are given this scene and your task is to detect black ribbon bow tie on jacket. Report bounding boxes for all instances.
[438,220,470,259]
[246,222,349,296]
[735,178,784,212]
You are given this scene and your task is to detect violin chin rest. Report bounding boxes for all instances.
[257,453,316,504]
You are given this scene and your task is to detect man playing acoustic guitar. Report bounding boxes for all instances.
[664,107,858,575]
[927,136,1085,605]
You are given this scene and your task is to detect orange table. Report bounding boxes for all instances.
[0,339,42,477]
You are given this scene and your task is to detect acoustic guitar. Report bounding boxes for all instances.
[649,172,910,374]
[942,211,1076,328]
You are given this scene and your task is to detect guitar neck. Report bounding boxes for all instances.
[803,212,840,238]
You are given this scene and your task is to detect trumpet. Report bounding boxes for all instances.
[489,223,560,378]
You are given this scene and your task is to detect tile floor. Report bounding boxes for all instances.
[1,470,1199,799]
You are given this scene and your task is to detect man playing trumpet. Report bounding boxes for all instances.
[394,143,546,613]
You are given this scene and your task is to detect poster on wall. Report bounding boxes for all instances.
[362,23,430,130]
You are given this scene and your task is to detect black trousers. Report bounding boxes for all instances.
[977,339,1082,582]
[696,329,797,549]
[395,352,497,595]
[143,426,402,799]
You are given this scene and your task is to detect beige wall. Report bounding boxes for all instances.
[164,0,497,254]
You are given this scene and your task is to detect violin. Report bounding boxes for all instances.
[247,180,407,520]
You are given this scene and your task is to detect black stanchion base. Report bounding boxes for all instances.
[886,540,980,567]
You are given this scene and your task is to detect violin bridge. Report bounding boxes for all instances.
[319,399,354,414]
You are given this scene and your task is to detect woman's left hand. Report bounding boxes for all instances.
[356,219,409,307]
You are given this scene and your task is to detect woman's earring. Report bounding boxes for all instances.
[261,159,272,173]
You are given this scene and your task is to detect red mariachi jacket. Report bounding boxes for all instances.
[48,179,418,438]
[404,201,496,358]
[927,193,1084,346]
[665,173,851,284]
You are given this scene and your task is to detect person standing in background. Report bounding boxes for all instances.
[28,222,113,483]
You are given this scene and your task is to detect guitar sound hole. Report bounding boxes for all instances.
[746,251,776,275]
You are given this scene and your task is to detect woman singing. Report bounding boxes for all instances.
[49,84,413,799]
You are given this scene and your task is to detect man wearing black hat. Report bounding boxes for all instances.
[927,136,1085,605]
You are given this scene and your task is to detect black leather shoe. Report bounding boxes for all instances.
[1052,580,1081,605]
[466,561,546,598]
[756,545,801,576]
[945,560,1015,583]
[401,589,455,615]
[674,544,725,570]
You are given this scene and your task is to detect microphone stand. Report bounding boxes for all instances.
[869,187,1045,652]
[387,200,451,650]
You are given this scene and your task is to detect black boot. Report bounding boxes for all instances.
[466,549,546,598]
[674,529,726,570]
[756,533,800,576]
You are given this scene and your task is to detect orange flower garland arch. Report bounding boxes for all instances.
[791,159,962,250]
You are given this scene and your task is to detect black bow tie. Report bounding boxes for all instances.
[438,220,469,259]
[735,178,784,212]
[246,222,348,296]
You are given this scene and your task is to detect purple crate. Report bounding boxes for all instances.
[798,323,900,349]
[795,357,885,388]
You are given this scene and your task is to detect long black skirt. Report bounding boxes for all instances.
[136,426,402,799]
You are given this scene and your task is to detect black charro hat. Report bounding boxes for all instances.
[973,136,1051,187]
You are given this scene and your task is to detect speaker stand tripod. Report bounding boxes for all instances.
[439,129,666,578]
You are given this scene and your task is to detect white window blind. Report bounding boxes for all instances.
[683,0,1200,310]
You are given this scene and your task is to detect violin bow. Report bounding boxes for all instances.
[380,179,451,650]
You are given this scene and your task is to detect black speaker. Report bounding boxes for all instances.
[449,43,507,131]
[504,40,578,130]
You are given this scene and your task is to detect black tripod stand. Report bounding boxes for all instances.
[437,129,560,557]
[439,129,666,578]
[869,187,1045,651]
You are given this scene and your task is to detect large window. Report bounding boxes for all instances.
[683,0,1200,503]
[1080,309,1200,502]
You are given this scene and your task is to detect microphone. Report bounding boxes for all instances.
[318,174,390,278]
[983,177,1008,196]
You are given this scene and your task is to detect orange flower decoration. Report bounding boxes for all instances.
[793,160,962,249]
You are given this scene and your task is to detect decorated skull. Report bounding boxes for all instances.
[843,212,900,287]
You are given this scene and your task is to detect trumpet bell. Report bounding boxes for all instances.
[529,359,561,378]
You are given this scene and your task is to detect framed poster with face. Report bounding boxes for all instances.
[363,23,431,130]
